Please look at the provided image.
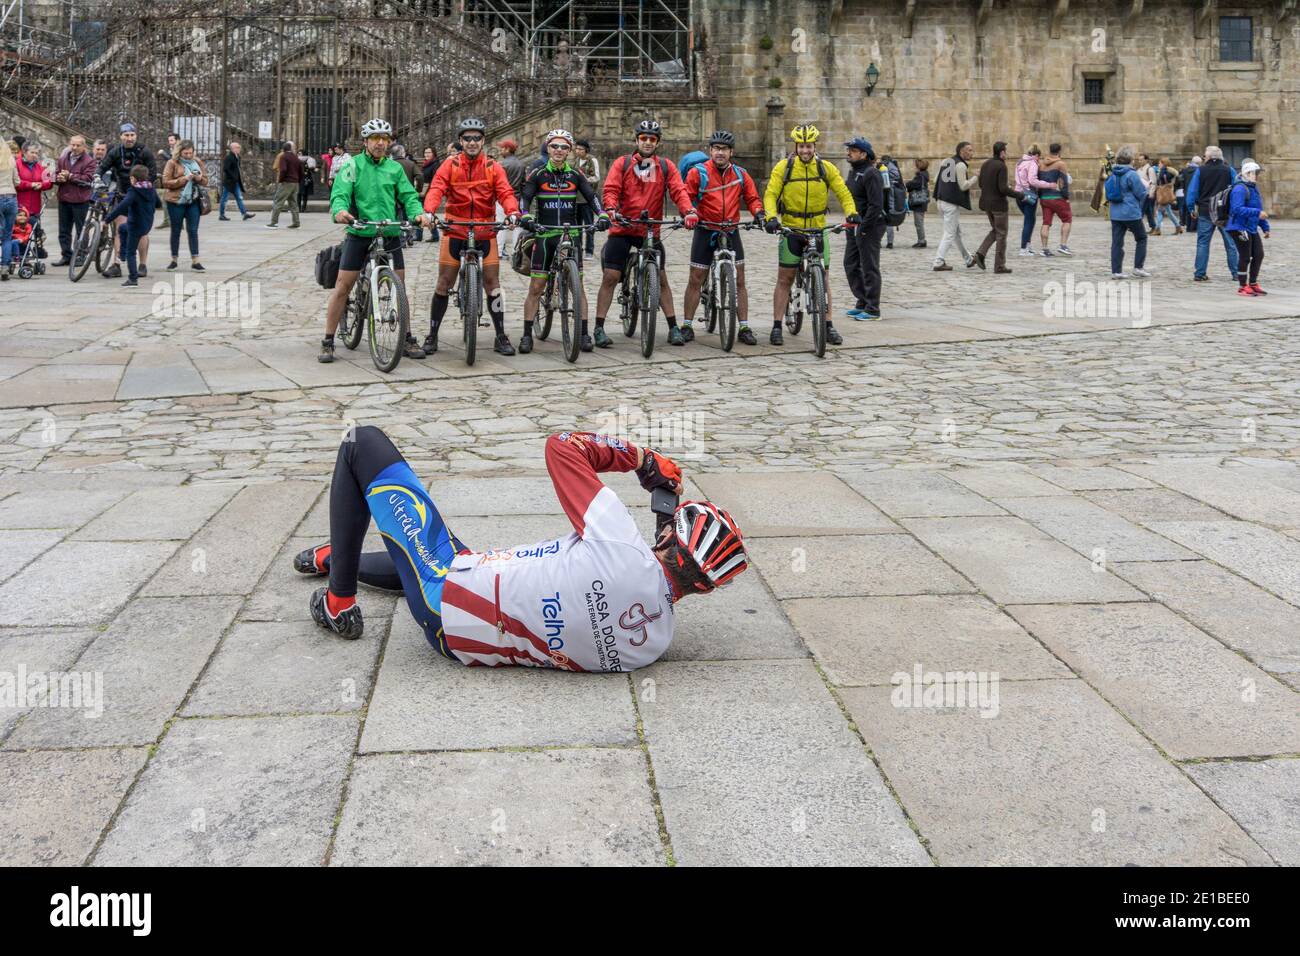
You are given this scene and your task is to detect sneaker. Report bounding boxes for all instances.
[166,259,178,271]
[288,223,301,229]
[318,338,335,363]
[1132,268,1152,278]
[518,333,533,354]
[680,323,695,343]
[192,263,205,272]
[422,331,438,354]
[1193,275,1209,282]
[52,257,70,267]
[994,266,1013,274]
[737,327,758,346]
[911,241,926,249]
[404,335,426,359]
[494,335,515,356]
[1040,248,1054,257]
[580,333,594,352]
[886,243,893,249]
[265,223,278,228]
[1236,285,1258,296]
[121,278,138,287]
[593,326,612,348]
[242,213,255,220]
[933,263,953,272]
[765,327,780,346]
[668,327,685,346]
[1057,245,1073,256]
[1112,272,1130,280]
[855,311,882,321]
[826,326,843,345]
[970,253,986,270]
[1018,247,1036,257]
[218,215,231,221]
[293,544,330,575]
[1151,228,1162,236]
[310,587,364,640]
[845,308,865,319]
[137,264,147,277]
[1250,283,1267,295]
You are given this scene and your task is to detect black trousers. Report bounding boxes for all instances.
[58,201,89,257]
[844,221,885,312]
[1232,232,1264,285]
[326,425,407,597]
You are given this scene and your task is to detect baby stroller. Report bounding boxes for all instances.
[14,217,49,279]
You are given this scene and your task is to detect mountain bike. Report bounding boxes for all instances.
[68,176,115,282]
[437,217,507,367]
[530,223,595,363]
[615,212,683,359]
[778,223,844,358]
[337,220,414,373]
[698,219,761,353]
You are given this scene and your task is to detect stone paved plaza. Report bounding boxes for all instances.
[2,212,1299,866]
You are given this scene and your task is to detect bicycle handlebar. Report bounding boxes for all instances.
[612,213,684,228]
[777,223,847,236]
[348,219,416,228]
[433,217,510,231]
[696,219,765,231]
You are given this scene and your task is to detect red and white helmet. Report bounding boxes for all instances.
[544,128,574,147]
[673,501,747,590]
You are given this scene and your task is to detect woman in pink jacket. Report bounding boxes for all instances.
[15,143,54,221]
[1014,144,1053,257]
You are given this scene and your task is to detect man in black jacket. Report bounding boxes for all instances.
[973,141,1022,273]
[219,141,255,221]
[97,122,158,278]
[843,137,885,321]
[1188,146,1239,281]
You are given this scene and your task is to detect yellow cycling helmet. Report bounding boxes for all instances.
[790,124,820,144]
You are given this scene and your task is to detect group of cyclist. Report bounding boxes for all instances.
[319,116,864,362]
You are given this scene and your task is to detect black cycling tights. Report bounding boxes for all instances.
[326,425,406,597]
[1232,232,1264,286]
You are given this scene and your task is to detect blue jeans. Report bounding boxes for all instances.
[1110,219,1147,273]
[117,223,149,279]
[3,238,19,263]
[167,200,201,257]
[0,195,16,265]
[1141,195,1156,229]
[219,185,247,217]
[1017,197,1037,248]
[1154,203,1177,232]
[1194,214,1239,278]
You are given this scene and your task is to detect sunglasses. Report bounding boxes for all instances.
[548,143,571,150]
[460,134,484,143]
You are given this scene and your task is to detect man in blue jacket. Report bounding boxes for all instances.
[1105,146,1151,279]
[1185,145,1240,281]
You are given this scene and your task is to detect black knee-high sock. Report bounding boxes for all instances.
[488,288,506,337]
[429,292,449,333]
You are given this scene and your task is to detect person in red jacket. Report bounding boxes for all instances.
[421,117,521,356]
[14,143,53,221]
[594,119,699,348]
[680,130,767,345]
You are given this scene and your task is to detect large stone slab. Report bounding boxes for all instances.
[785,594,1070,686]
[240,536,399,624]
[902,516,1144,604]
[0,748,149,865]
[1185,759,1300,867]
[946,466,1069,499]
[116,349,209,400]
[838,468,1006,518]
[664,568,808,661]
[1146,520,1300,605]
[184,619,383,716]
[638,660,929,866]
[1007,603,1300,759]
[997,495,1195,562]
[841,679,1270,866]
[1081,488,1228,524]
[1124,462,1300,527]
[6,596,240,748]
[0,488,126,529]
[93,715,355,866]
[330,749,664,866]
[748,534,974,599]
[1115,560,1300,674]
[0,627,97,740]
[0,540,178,626]
[142,480,319,596]
[360,615,637,751]
[79,483,241,541]
[0,529,63,583]
[1028,465,1156,491]
[692,472,898,535]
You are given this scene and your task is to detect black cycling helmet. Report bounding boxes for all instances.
[457,117,487,136]
[708,129,735,148]
[635,119,662,139]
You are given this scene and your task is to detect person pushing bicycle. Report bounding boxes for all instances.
[681,130,767,345]
[517,128,611,354]
[321,118,433,364]
[762,123,860,347]
[293,425,748,671]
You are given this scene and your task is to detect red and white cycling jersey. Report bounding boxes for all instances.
[439,433,675,672]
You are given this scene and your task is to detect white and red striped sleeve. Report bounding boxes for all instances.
[545,432,641,540]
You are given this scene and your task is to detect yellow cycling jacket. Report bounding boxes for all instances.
[763,154,857,228]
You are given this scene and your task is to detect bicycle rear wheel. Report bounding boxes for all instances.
[785,274,805,335]
[718,260,738,352]
[368,265,409,373]
[462,260,481,366]
[808,264,828,358]
[69,217,99,282]
[620,273,637,337]
[560,258,582,363]
[94,225,113,274]
[639,259,659,358]
[537,274,554,340]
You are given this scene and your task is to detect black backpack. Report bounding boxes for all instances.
[879,160,908,227]
[1208,185,1234,228]
[314,243,343,289]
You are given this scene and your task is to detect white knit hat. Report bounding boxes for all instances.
[1241,159,1262,175]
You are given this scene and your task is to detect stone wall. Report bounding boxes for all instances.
[696,0,1299,215]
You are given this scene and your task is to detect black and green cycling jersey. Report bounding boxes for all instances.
[329,152,424,238]
[519,160,605,235]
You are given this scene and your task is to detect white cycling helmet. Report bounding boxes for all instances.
[673,500,748,590]
[544,128,575,147]
[360,118,393,139]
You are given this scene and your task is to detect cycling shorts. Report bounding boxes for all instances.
[779,231,830,269]
[601,234,664,274]
[530,232,584,278]
[340,233,404,272]
[440,234,499,267]
[689,228,745,270]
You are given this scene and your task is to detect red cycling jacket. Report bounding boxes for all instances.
[603,152,696,239]
[683,161,764,229]
[422,152,520,240]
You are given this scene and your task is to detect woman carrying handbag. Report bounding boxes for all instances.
[161,139,209,271]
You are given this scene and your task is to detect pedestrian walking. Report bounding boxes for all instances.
[1187,145,1240,281]
[1105,145,1150,279]
[932,141,978,270]
[1014,144,1052,256]
[1227,159,1270,296]
[219,141,254,220]
[51,134,96,266]
[267,140,302,228]
[1151,156,1179,235]
[973,141,1021,273]
[905,158,929,248]
[161,138,208,271]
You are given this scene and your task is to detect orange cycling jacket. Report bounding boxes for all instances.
[683,160,764,228]
[422,152,520,240]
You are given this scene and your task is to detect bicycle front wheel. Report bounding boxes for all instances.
[462,260,481,366]
[95,223,113,274]
[620,274,637,337]
[808,264,828,358]
[639,259,659,359]
[69,217,99,282]
[718,260,738,352]
[368,265,409,373]
[341,285,365,350]
[538,274,554,340]
[560,258,582,363]
[785,274,805,335]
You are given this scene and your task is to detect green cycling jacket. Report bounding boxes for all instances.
[329,151,424,238]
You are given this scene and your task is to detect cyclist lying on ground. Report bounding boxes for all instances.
[293,426,748,671]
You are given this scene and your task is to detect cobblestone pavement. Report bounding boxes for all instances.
[1,214,1298,866]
